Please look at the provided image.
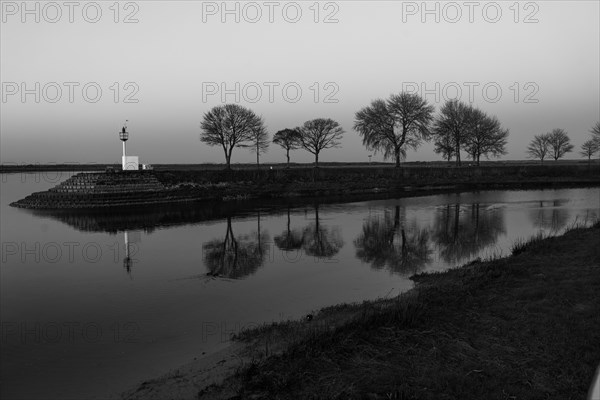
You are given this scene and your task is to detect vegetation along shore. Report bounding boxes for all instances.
[123,222,600,400]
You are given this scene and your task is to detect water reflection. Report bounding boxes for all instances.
[300,204,344,258]
[203,212,270,279]
[15,190,598,279]
[3,175,600,400]
[123,231,141,277]
[354,205,431,275]
[30,200,282,233]
[274,206,304,251]
[529,200,570,231]
[430,203,506,264]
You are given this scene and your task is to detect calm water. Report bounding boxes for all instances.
[1,172,599,400]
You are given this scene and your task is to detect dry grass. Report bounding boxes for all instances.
[201,224,600,399]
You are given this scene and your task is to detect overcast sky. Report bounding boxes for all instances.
[1,1,599,165]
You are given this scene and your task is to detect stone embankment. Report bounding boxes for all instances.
[10,171,196,209]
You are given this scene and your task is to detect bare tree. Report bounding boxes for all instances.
[354,206,431,275]
[430,203,505,264]
[202,216,268,279]
[274,206,303,251]
[200,104,265,170]
[591,121,600,137]
[354,93,434,167]
[591,121,600,147]
[247,125,269,168]
[547,129,574,161]
[301,205,344,258]
[272,128,301,168]
[527,133,550,163]
[296,118,344,167]
[463,107,509,166]
[580,139,599,163]
[432,100,472,166]
[433,127,454,162]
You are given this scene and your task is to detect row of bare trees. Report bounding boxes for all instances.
[526,123,600,163]
[579,122,600,162]
[354,94,509,166]
[200,104,344,169]
[273,119,344,167]
[199,100,598,169]
[526,129,574,163]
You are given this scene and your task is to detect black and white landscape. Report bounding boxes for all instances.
[1,2,599,400]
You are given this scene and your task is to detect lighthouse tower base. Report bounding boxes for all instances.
[122,156,139,171]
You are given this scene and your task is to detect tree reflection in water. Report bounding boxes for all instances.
[354,205,431,275]
[273,206,304,251]
[529,200,570,232]
[430,202,505,264]
[301,204,344,258]
[202,212,270,279]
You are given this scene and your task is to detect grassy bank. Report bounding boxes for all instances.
[1,160,598,173]
[6,164,599,210]
[197,223,600,399]
[152,164,599,204]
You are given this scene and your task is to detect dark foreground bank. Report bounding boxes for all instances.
[127,223,599,400]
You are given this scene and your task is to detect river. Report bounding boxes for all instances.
[1,172,598,399]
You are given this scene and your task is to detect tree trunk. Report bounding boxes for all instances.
[473,203,480,240]
[256,151,260,169]
[315,152,319,168]
[453,203,460,240]
[455,142,461,166]
[286,149,290,168]
[395,147,401,168]
[476,154,480,166]
[314,205,320,238]
[257,210,261,250]
[225,153,231,170]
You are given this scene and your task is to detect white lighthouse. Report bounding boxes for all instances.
[119,120,139,171]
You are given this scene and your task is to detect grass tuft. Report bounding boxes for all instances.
[511,231,549,255]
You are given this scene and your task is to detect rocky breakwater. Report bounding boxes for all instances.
[10,171,201,209]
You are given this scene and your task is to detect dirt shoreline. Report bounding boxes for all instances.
[121,223,600,400]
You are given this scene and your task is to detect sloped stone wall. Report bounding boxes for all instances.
[10,171,194,209]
